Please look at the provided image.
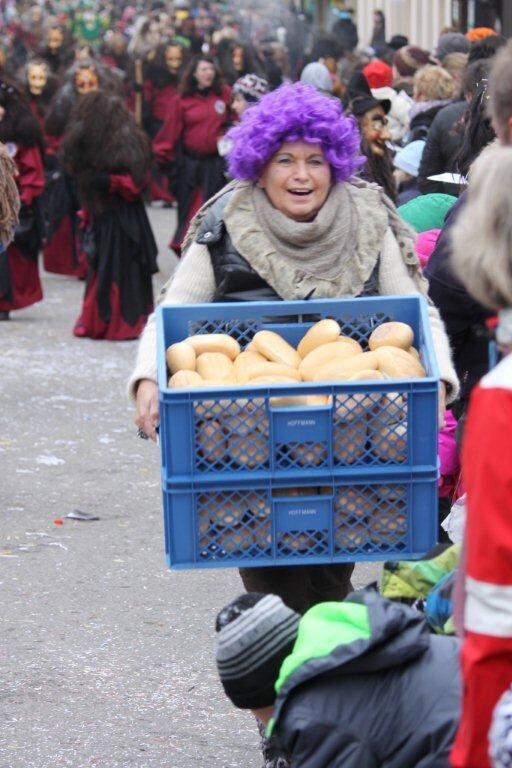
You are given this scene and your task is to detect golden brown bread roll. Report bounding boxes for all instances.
[333,418,367,464]
[234,350,272,383]
[372,422,408,462]
[368,321,414,351]
[334,523,367,551]
[374,346,426,379]
[196,352,235,381]
[289,441,327,467]
[228,430,269,468]
[197,420,228,464]
[299,341,361,381]
[185,333,241,360]
[334,487,374,522]
[313,351,379,382]
[252,330,301,368]
[217,524,251,553]
[169,370,204,388]
[166,341,196,375]
[370,509,407,542]
[297,319,341,358]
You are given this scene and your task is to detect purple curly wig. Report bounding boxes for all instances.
[227,82,364,182]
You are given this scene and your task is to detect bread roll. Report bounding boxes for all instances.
[374,346,426,379]
[252,330,301,368]
[229,431,269,468]
[299,341,361,381]
[186,333,240,360]
[196,352,235,381]
[334,523,366,551]
[368,321,414,351]
[270,394,331,408]
[197,419,227,464]
[249,519,271,551]
[334,487,373,522]
[248,362,302,381]
[297,318,341,358]
[280,531,325,553]
[370,510,407,542]
[333,419,367,464]
[337,336,364,353]
[208,496,246,527]
[250,374,299,385]
[371,392,407,423]
[169,370,204,388]
[408,346,421,361]
[217,524,250,553]
[222,400,268,437]
[290,441,327,467]
[246,492,271,520]
[373,422,408,462]
[313,351,379,382]
[166,341,196,375]
[234,350,269,383]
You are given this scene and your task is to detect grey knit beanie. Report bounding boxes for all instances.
[215,593,300,710]
[436,32,470,61]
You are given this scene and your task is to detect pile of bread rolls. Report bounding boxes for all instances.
[195,483,407,559]
[197,491,271,557]
[165,319,425,469]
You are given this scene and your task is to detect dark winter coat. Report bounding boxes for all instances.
[270,588,461,768]
[418,101,466,194]
[425,193,492,405]
[407,102,450,144]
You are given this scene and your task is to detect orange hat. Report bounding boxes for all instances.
[466,27,496,42]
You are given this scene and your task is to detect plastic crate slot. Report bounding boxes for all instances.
[278,529,329,556]
[275,441,328,470]
[196,490,271,561]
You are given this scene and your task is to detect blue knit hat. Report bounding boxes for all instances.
[394,140,426,177]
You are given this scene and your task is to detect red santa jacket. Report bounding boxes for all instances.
[153,84,232,163]
[451,352,512,768]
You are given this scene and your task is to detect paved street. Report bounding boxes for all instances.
[1,205,379,768]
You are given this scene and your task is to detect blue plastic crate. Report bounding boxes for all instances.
[162,471,438,569]
[157,296,440,485]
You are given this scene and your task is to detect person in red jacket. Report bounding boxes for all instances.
[0,79,45,320]
[61,91,158,340]
[152,54,232,256]
[449,137,512,767]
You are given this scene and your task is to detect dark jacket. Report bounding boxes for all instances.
[195,188,380,302]
[271,588,461,768]
[425,193,492,405]
[407,102,450,144]
[418,101,466,194]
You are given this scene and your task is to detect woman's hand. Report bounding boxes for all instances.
[135,379,159,442]
[439,381,447,431]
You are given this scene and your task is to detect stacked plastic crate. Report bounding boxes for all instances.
[156,296,440,569]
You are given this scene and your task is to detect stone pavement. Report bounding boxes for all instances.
[0,205,379,768]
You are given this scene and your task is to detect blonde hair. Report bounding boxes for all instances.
[452,144,512,310]
[441,52,469,81]
[413,64,456,101]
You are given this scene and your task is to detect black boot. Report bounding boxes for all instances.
[0,311,10,321]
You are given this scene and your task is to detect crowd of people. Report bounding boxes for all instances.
[2,3,512,768]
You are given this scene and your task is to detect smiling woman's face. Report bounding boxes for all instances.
[257,141,332,222]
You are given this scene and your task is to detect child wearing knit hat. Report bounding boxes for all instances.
[216,588,461,768]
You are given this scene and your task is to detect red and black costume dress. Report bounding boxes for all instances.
[142,64,180,203]
[153,84,232,255]
[73,172,158,340]
[0,142,45,312]
[42,85,84,277]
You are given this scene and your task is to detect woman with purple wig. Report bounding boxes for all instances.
[132,80,458,573]
[130,81,458,766]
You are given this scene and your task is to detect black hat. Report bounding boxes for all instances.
[347,70,391,117]
[215,593,300,710]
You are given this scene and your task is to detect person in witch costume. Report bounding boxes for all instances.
[60,91,158,340]
[152,54,232,257]
[42,59,103,278]
[142,38,189,204]
[20,59,58,133]
[0,79,45,320]
[37,23,74,77]
[346,70,397,203]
